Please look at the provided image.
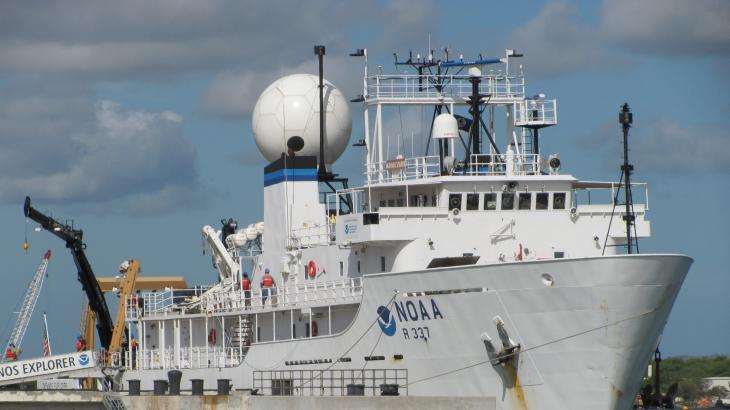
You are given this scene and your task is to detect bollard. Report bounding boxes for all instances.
[153,379,168,395]
[128,379,140,396]
[191,379,204,396]
[217,379,231,395]
[380,383,399,396]
[346,384,365,396]
[167,370,182,395]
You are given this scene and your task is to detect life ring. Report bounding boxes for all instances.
[311,320,318,337]
[307,260,317,279]
[208,328,217,345]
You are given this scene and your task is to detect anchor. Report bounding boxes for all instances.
[480,316,521,367]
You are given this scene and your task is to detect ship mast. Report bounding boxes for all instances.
[619,103,637,254]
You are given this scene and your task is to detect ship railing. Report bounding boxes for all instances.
[572,182,649,210]
[514,98,557,127]
[366,73,524,100]
[326,189,367,216]
[199,277,363,314]
[253,368,408,396]
[469,153,540,176]
[366,155,441,184]
[128,346,246,370]
[290,224,332,248]
[130,286,210,319]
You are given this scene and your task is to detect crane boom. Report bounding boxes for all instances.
[3,250,51,358]
[23,196,113,350]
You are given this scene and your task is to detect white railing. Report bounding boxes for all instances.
[366,155,440,184]
[127,346,246,370]
[514,98,557,127]
[573,183,650,210]
[200,277,363,315]
[290,224,333,248]
[469,153,540,176]
[366,74,525,100]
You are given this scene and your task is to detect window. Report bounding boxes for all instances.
[484,193,497,210]
[380,256,386,272]
[553,192,566,209]
[292,324,297,339]
[339,261,344,277]
[518,193,532,210]
[536,193,549,210]
[466,193,479,210]
[387,199,395,207]
[501,193,514,210]
[357,260,361,274]
[448,193,462,211]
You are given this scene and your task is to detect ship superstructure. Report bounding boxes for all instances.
[119,46,691,409]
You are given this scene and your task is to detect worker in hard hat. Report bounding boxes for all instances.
[241,272,251,308]
[260,268,276,307]
[5,343,19,361]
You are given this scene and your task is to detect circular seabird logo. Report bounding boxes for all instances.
[78,353,89,365]
[377,305,397,336]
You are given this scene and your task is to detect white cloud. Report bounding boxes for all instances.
[601,0,730,57]
[576,117,730,173]
[509,1,625,76]
[0,87,204,213]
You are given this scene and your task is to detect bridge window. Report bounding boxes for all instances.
[380,256,386,272]
[484,193,497,210]
[466,193,479,210]
[536,193,549,210]
[553,193,566,209]
[518,193,532,210]
[448,194,462,211]
[501,193,514,210]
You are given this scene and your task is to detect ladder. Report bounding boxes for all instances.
[231,315,252,352]
[3,250,52,359]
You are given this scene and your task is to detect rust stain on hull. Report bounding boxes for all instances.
[505,365,529,410]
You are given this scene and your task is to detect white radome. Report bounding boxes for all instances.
[251,74,352,166]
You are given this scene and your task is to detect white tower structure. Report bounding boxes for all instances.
[3,250,51,358]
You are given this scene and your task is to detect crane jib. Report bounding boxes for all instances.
[22,196,113,350]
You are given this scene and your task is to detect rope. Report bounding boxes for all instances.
[404,307,658,387]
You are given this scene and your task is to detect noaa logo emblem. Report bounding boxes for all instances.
[78,353,89,365]
[377,306,397,336]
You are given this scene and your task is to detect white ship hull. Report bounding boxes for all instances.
[126,254,690,409]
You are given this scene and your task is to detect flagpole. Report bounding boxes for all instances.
[43,312,52,356]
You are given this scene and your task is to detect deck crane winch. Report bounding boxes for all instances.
[23,196,114,350]
[2,249,52,360]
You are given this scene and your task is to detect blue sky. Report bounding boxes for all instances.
[0,0,727,358]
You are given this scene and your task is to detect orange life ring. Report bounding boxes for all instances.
[307,260,317,278]
[311,320,318,337]
[208,328,217,345]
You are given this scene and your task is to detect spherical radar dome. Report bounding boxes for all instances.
[251,73,352,166]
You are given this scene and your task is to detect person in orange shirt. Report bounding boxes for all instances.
[241,272,251,307]
[260,268,276,306]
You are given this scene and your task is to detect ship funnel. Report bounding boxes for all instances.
[432,113,459,140]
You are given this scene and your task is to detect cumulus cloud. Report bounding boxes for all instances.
[510,1,625,76]
[0,1,371,78]
[0,84,204,213]
[602,0,730,57]
[576,117,730,173]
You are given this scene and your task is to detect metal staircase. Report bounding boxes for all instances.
[230,315,252,351]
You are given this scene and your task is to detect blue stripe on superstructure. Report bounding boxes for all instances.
[264,168,317,186]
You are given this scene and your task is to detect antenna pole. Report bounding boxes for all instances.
[619,103,634,254]
[315,45,327,179]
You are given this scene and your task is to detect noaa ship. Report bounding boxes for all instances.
[119,46,692,409]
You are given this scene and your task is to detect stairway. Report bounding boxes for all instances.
[230,315,252,350]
